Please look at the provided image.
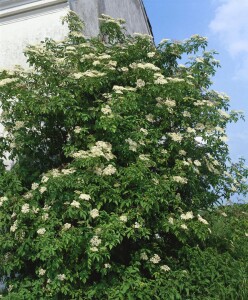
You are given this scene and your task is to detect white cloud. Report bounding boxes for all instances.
[209,0,248,79]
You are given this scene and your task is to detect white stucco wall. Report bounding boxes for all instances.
[0,1,69,69]
[0,0,70,169]
[0,0,152,69]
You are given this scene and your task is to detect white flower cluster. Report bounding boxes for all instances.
[139,154,150,161]
[156,97,176,108]
[90,142,115,160]
[42,213,49,221]
[38,268,46,276]
[33,207,39,214]
[180,211,194,220]
[41,175,49,183]
[193,100,214,107]
[14,121,25,130]
[43,205,51,211]
[37,228,46,235]
[72,73,84,79]
[39,186,47,194]
[133,222,141,229]
[159,38,170,44]
[90,247,98,252]
[154,73,168,85]
[219,136,228,142]
[186,127,196,135]
[102,164,117,176]
[167,77,184,83]
[168,132,183,142]
[71,31,84,37]
[101,105,112,115]
[21,203,30,214]
[112,85,136,94]
[74,126,82,134]
[224,171,233,179]
[79,193,91,201]
[197,214,208,225]
[150,254,161,264]
[136,79,146,88]
[99,14,124,27]
[195,57,204,63]
[204,158,219,174]
[10,220,18,232]
[66,46,76,52]
[183,111,191,117]
[125,138,138,152]
[57,274,66,281]
[107,60,118,69]
[63,223,71,230]
[133,33,153,40]
[95,164,117,176]
[147,52,156,58]
[7,285,13,292]
[55,57,66,65]
[172,176,188,184]
[0,78,17,87]
[181,224,188,230]
[140,252,148,260]
[183,158,193,166]
[61,168,76,175]
[31,183,39,190]
[80,53,95,60]
[195,123,205,130]
[120,67,129,72]
[194,160,201,167]
[140,128,148,135]
[146,114,155,123]
[71,200,80,208]
[90,208,99,219]
[218,110,230,119]
[72,141,115,161]
[73,70,106,79]
[179,150,187,156]
[90,236,101,247]
[102,93,112,100]
[23,192,32,199]
[160,265,171,272]
[97,52,111,60]
[165,98,176,107]
[0,196,7,207]
[50,169,60,177]
[190,34,207,42]
[130,62,160,71]
[119,215,127,222]
[215,126,225,133]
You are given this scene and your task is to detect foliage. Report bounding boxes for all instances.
[0,12,247,299]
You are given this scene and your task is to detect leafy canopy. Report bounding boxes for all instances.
[0,12,247,299]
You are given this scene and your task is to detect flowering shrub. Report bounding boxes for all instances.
[0,12,247,299]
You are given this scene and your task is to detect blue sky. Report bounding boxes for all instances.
[143,0,248,164]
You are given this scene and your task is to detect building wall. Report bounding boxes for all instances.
[69,0,152,37]
[0,0,70,169]
[0,0,151,69]
[0,0,69,69]
[69,0,100,37]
